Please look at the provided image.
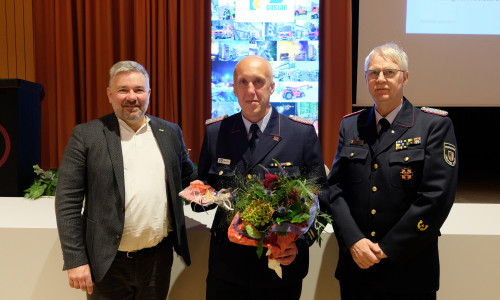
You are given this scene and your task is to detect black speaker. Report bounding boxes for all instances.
[0,79,44,196]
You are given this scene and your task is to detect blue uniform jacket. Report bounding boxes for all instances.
[328,98,458,293]
[197,107,329,286]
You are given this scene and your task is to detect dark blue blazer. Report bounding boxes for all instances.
[328,98,458,293]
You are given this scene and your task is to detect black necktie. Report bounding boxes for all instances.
[378,118,390,141]
[249,123,260,153]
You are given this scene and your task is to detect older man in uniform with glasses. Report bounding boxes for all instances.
[327,43,458,299]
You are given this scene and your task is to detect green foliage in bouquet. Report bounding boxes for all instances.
[232,159,322,232]
[24,165,58,199]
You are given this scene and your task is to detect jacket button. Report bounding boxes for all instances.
[372,186,377,192]
[371,231,376,237]
[404,157,409,162]
[116,235,120,239]
[350,153,354,158]
[219,170,223,175]
[374,163,378,170]
[371,209,376,215]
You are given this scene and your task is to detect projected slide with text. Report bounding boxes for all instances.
[407,0,500,35]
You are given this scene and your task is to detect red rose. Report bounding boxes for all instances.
[263,174,279,189]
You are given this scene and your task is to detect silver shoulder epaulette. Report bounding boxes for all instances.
[289,115,314,125]
[421,107,448,116]
[205,115,228,125]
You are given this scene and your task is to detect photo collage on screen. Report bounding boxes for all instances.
[211,0,320,133]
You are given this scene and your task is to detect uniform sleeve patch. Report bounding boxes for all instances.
[289,115,314,125]
[421,107,448,116]
[444,142,457,167]
[342,109,365,119]
[417,220,429,231]
[205,115,228,125]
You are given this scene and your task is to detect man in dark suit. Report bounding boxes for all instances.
[55,61,197,299]
[328,43,458,299]
[197,56,329,300]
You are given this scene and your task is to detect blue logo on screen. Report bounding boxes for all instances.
[249,0,260,10]
[250,0,284,10]
[250,0,260,10]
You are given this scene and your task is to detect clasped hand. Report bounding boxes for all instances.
[274,242,298,266]
[349,238,387,269]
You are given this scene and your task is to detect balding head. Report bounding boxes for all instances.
[234,56,274,83]
[233,56,275,123]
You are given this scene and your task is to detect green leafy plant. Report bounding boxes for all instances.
[24,165,58,199]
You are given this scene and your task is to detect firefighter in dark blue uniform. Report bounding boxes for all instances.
[197,56,328,300]
[328,43,458,299]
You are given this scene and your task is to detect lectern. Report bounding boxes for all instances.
[0,79,44,196]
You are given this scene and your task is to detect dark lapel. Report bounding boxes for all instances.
[102,114,126,206]
[216,113,249,169]
[357,107,377,145]
[149,116,175,179]
[244,108,282,171]
[374,98,415,157]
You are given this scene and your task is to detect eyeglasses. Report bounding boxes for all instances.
[365,69,404,80]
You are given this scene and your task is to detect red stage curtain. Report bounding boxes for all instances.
[319,1,353,167]
[33,0,350,168]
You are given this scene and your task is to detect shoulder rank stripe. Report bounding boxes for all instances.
[421,107,448,116]
[205,115,228,125]
[343,109,365,119]
[289,115,314,125]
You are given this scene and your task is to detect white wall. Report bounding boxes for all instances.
[1,197,499,300]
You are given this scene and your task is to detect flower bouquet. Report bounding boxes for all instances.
[226,160,328,278]
[179,160,331,278]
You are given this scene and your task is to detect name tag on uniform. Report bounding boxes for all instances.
[350,139,364,145]
[217,158,231,165]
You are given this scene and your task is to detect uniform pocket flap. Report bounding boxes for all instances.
[208,164,236,177]
[389,149,425,164]
[339,146,369,160]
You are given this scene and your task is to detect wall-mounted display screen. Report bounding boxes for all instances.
[211,0,320,132]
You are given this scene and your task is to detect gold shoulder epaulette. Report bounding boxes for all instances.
[289,115,314,125]
[421,107,448,116]
[205,115,228,125]
[343,109,365,119]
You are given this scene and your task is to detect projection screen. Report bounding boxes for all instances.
[356,0,500,107]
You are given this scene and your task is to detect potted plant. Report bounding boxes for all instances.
[24,165,58,199]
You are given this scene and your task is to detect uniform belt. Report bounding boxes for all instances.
[118,235,172,259]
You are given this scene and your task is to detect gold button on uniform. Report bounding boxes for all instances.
[371,209,377,215]
[371,231,376,237]
[374,163,378,170]
[350,153,354,158]
[404,157,409,162]
[372,186,377,192]
[219,170,223,175]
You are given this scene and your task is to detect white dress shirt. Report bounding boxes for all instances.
[117,117,171,252]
